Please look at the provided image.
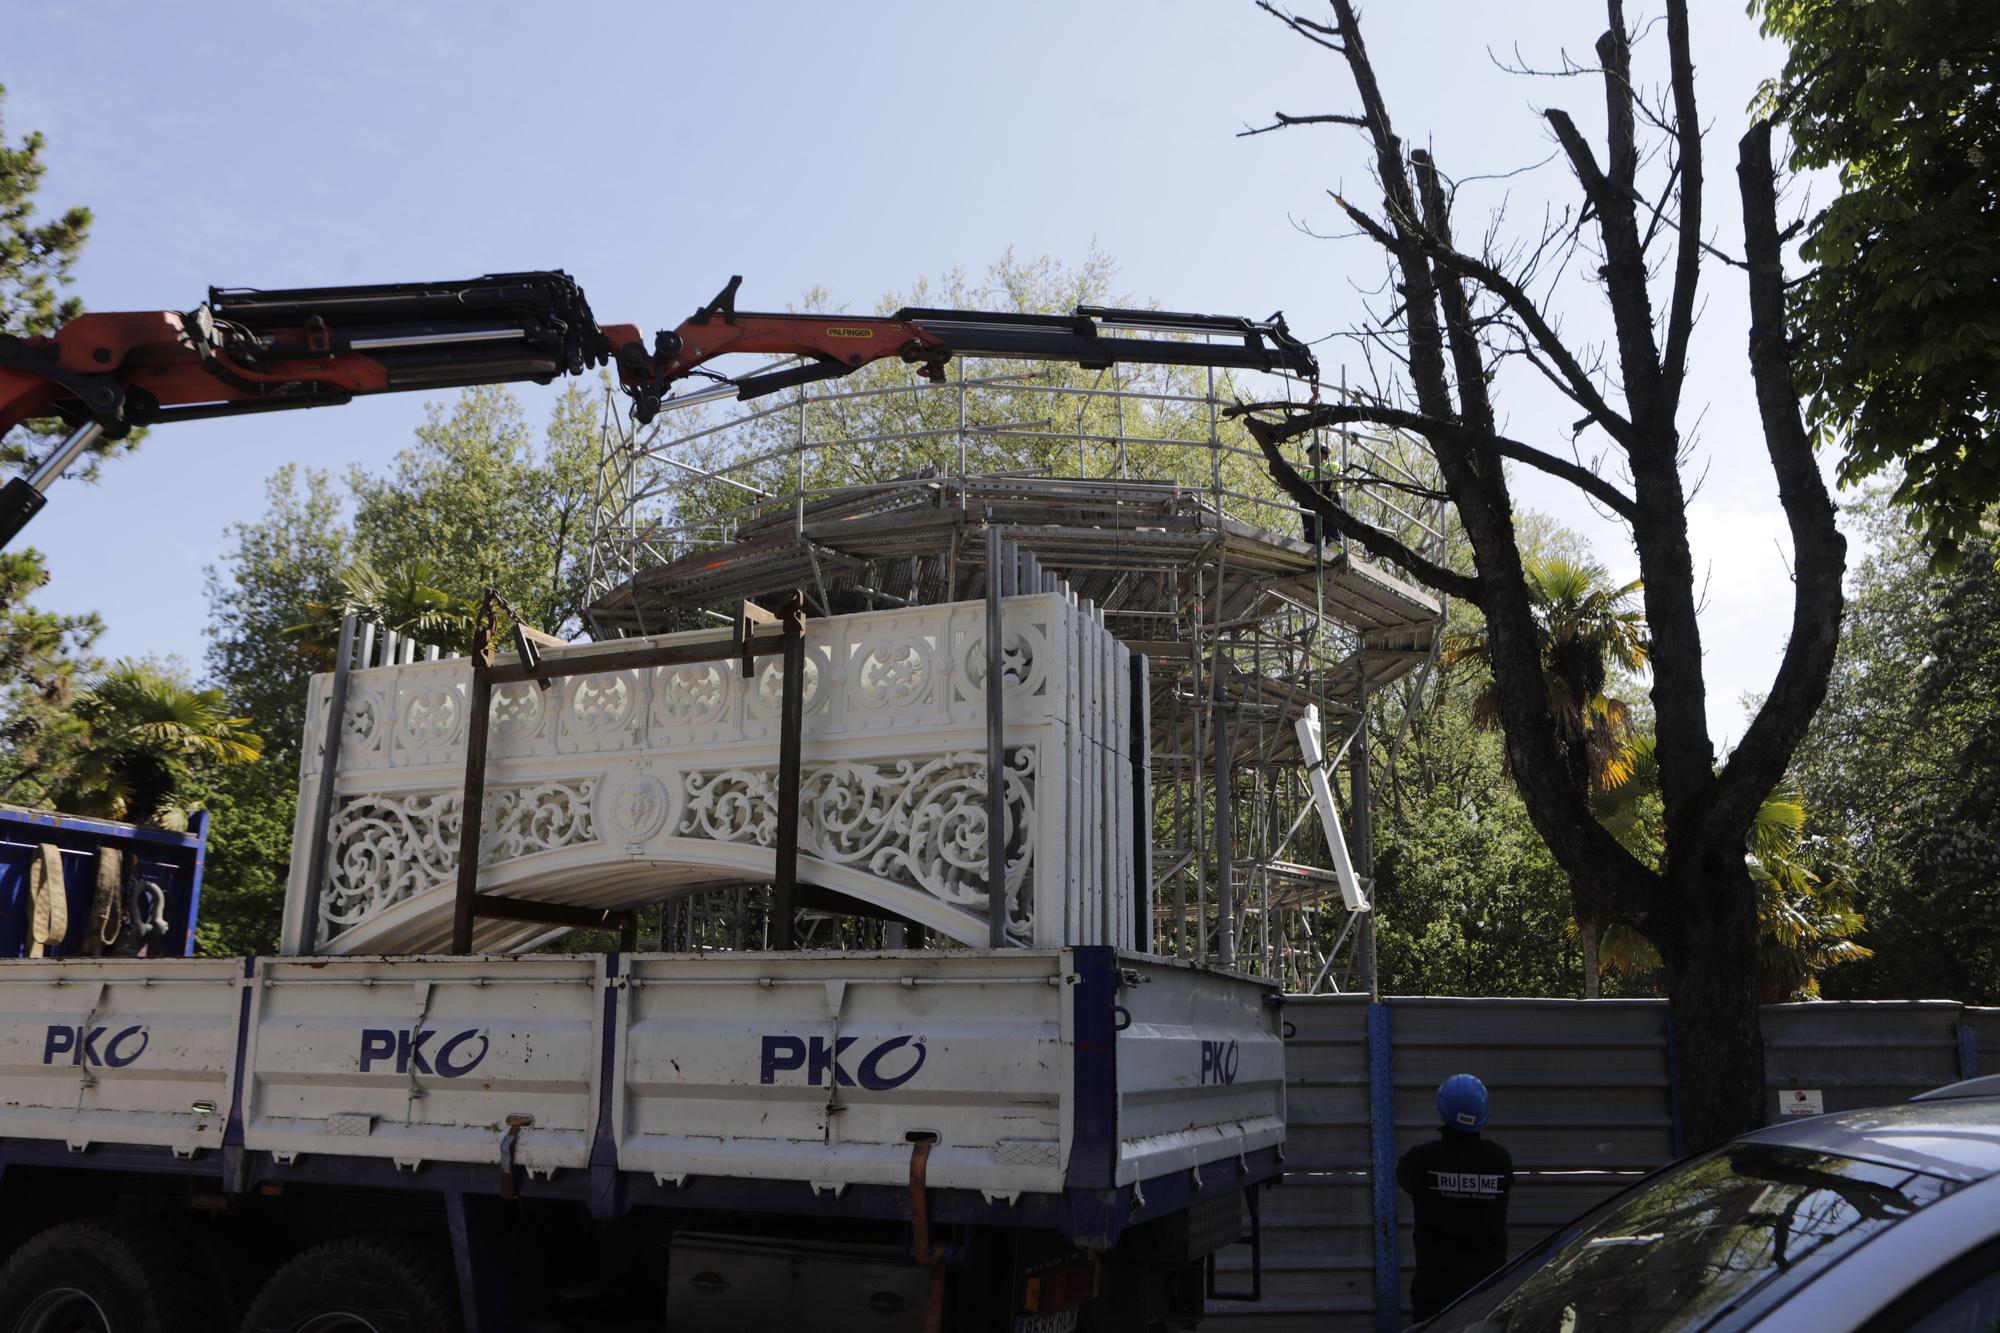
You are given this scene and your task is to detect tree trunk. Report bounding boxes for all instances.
[1580,916,1603,1000]
[1660,858,1766,1149]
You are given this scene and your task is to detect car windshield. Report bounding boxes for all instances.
[1426,1142,1956,1333]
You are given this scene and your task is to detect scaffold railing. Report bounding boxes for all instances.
[584,353,1448,992]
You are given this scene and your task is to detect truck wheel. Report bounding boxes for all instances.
[241,1237,459,1333]
[0,1218,216,1333]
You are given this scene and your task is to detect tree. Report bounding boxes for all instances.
[349,381,601,637]
[0,83,131,475]
[321,559,482,653]
[199,467,351,954]
[1753,0,2000,562]
[1445,551,1647,995]
[201,387,603,953]
[0,548,100,808]
[53,661,261,830]
[1793,491,2000,1002]
[1595,740,1871,1003]
[1242,1,1846,1145]
[1372,646,1588,998]
[206,467,353,756]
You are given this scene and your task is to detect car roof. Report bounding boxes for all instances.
[1735,1096,2000,1183]
[1912,1073,2000,1102]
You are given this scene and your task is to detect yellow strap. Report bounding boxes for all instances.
[28,843,67,958]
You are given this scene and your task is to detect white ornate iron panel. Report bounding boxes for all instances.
[281,596,1143,956]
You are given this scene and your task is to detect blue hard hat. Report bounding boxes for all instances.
[1438,1074,1490,1130]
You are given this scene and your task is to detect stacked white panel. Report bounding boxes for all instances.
[286,595,1147,956]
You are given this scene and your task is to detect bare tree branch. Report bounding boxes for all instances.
[1239,413,1482,601]
[1412,149,1501,438]
[1230,400,1639,519]
[1656,0,1705,422]
[1254,0,1346,53]
[1412,217,1642,448]
[1307,0,1666,933]
[1710,120,1846,843]
[1238,110,1368,138]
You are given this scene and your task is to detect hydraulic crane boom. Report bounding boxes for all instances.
[620,273,1319,420]
[0,271,1316,546]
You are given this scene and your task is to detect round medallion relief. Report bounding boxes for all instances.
[603,772,674,842]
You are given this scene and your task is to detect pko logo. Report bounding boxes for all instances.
[42,1024,148,1068]
[1199,1038,1240,1086]
[359,1028,489,1078]
[759,1035,927,1091]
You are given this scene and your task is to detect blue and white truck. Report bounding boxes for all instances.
[0,601,1285,1333]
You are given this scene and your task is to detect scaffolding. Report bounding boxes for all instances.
[583,353,1446,991]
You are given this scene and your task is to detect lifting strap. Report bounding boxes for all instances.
[27,843,66,958]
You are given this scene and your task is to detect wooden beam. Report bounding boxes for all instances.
[795,881,923,929]
[450,599,498,954]
[770,593,806,950]
[486,634,788,686]
[513,623,567,649]
[469,893,638,934]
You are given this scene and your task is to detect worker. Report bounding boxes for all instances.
[1299,437,1337,548]
[1396,1073,1514,1321]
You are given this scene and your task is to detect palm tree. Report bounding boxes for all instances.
[1596,755,1870,1001]
[290,558,484,668]
[1446,553,1649,994]
[57,662,263,829]
[1447,554,1649,791]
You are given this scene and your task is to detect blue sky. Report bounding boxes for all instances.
[10,1,1818,745]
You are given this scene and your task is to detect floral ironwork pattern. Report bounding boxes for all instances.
[677,750,1036,942]
[320,781,597,936]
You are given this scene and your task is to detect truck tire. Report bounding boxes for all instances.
[241,1237,459,1333]
[0,1218,216,1333]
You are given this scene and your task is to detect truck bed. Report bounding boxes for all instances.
[0,946,1282,1247]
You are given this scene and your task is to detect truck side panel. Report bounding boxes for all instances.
[0,957,239,1154]
[241,955,602,1171]
[1114,954,1285,1186]
[614,949,1073,1196]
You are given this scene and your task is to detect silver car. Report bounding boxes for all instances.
[1421,1077,2000,1331]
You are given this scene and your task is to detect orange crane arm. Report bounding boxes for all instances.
[0,271,1315,546]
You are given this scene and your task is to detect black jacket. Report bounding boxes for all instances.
[1396,1126,1515,1280]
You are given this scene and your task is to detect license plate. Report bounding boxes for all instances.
[1013,1312,1079,1333]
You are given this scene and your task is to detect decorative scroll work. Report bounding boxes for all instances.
[678,750,1036,943]
[285,593,1135,954]
[958,617,1047,699]
[320,781,597,935]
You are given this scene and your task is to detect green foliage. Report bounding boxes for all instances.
[197,467,352,954]
[0,83,131,474]
[1792,488,2000,1001]
[0,85,88,337]
[349,380,601,635]
[52,660,261,830]
[0,547,100,808]
[293,558,484,661]
[199,389,602,953]
[1371,659,1588,997]
[184,747,294,957]
[1595,741,1870,1002]
[1445,551,1648,795]
[205,467,352,763]
[1753,0,2000,561]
